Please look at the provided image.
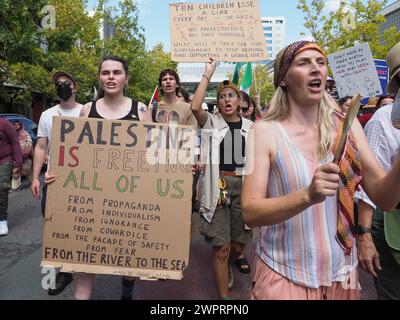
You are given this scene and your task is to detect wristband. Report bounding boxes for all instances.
[202,74,211,82]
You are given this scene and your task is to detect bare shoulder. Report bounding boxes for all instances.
[253,120,276,138]
[252,120,278,159]
[80,102,92,118]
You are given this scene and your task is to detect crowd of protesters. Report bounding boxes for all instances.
[1,38,400,301]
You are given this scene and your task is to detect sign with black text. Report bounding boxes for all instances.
[41,117,195,280]
[328,43,382,98]
[170,0,268,62]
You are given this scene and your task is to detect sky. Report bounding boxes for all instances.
[87,0,397,50]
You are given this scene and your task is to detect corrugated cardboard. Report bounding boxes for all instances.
[170,0,268,62]
[41,117,195,280]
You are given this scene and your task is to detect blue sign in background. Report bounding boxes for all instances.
[361,59,389,105]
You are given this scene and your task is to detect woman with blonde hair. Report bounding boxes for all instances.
[242,41,400,300]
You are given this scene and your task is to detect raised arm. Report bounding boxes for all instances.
[190,59,217,127]
[242,121,341,227]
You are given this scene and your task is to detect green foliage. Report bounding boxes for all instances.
[228,63,275,104]
[0,0,175,108]
[297,0,400,58]
[0,0,47,64]
[252,64,275,105]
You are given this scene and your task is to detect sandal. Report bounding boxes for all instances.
[233,258,251,274]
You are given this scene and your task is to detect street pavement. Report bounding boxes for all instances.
[0,179,377,300]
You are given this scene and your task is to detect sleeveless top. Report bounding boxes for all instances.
[88,99,140,121]
[257,120,358,289]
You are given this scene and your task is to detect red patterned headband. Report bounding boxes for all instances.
[274,41,325,89]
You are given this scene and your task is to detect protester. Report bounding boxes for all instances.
[376,94,394,108]
[191,61,253,300]
[358,97,378,128]
[253,93,262,115]
[11,120,33,191]
[338,96,352,115]
[356,43,400,300]
[239,91,257,122]
[239,91,250,118]
[0,118,22,236]
[250,97,262,121]
[31,71,82,295]
[75,55,151,300]
[153,69,196,125]
[177,86,191,103]
[241,41,400,300]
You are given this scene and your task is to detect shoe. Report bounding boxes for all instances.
[0,221,8,236]
[233,258,251,274]
[48,272,73,296]
[228,265,233,290]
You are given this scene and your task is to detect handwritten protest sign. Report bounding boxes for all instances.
[328,43,382,98]
[170,0,268,62]
[41,117,195,280]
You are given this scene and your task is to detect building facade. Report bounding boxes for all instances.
[261,16,286,60]
[380,1,400,32]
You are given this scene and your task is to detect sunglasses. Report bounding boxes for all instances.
[218,92,237,100]
[55,80,72,87]
[241,107,249,113]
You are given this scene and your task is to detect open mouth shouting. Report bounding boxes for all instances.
[308,79,323,93]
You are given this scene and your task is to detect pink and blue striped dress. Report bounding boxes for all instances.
[257,121,358,288]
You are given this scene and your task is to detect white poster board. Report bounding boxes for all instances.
[328,43,382,98]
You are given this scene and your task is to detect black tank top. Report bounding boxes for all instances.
[88,99,140,121]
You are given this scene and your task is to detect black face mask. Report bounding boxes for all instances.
[56,82,73,101]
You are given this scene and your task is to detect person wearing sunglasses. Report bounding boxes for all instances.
[190,60,253,300]
[31,71,83,296]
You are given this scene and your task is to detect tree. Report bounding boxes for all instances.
[228,64,275,105]
[297,0,400,58]
[1,0,176,108]
[252,64,275,105]
[0,0,47,105]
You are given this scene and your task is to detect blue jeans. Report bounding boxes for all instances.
[0,162,13,221]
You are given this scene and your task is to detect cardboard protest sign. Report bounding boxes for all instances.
[41,117,195,280]
[328,43,382,99]
[170,0,268,62]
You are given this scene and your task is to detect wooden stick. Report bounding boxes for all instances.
[333,93,362,164]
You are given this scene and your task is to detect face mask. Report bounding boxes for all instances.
[56,82,73,101]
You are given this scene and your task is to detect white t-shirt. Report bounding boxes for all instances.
[355,103,400,208]
[38,104,82,143]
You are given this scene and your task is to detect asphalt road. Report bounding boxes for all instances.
[0,179,377,300]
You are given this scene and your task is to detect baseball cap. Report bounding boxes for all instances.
[53,71,76,86]
[216,80,239,97]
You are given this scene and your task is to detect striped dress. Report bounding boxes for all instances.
[257,121,358,288]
